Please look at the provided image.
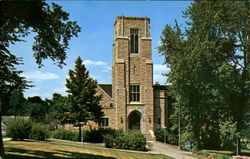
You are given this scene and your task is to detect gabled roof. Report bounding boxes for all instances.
[98,84,112,98]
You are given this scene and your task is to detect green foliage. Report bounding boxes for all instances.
[210,154,230,159]
[241,123,250,139]
[0,0,81,155]
[154,126,165,142]
[65,57,104,138]
[0,52,29,154]
[51,128,79,141]
[104,131,147,151]
[6,120,48,141]
[219,121,240,150]
[240,124,250,149]
[46,93,68,130]
[6,119,32,141]
[84,128,120,143]
[26,96,50,122]
[2,90,27,116]
[154,126,178,145]
[29,123,48,141]
[158,1,250,150]
[0,1,81,67]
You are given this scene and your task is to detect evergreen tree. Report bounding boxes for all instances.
[65,56,104,140]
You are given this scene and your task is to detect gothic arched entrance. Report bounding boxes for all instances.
[128,110,141,131]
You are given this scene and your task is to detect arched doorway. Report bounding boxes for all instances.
[128,110,141,131]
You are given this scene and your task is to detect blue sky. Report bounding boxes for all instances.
[10,1,191,99]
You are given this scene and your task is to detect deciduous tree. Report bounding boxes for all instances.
[0,0,80,156]
[159,0,250,151]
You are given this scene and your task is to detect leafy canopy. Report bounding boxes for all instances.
[0,0,81,155]
[158,0,250,150]
[0,0,81,67]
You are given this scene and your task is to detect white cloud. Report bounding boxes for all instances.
[83,59,106,66]
[23,71,60,82]
[102,66,112,72]
[153,74,167,84]
[153,64,170,85]
[83,59,111,73]
[153,73,170,85]
[153,64,170,72]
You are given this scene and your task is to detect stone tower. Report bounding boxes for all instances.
[112,16,154,134]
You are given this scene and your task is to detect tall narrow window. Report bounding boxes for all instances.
[157,118,161,126]
[130,29,139,53]
[130,85,140,102]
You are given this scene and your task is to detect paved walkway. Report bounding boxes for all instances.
[3,138,11,141]
[150,141,196,159]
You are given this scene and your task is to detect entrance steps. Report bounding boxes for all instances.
[143,130,156,141]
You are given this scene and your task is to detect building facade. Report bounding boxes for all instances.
[95,16,169,137]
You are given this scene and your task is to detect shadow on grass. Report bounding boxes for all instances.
[4,147,117,159]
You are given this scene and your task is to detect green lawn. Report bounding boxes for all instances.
[191,149,250,159]
[203,149,250,156]
[3,139,174,159]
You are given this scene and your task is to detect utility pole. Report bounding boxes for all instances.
[178,96,181,149]
[80,122,84,146]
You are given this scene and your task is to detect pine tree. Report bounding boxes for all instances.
[65,56,104,140]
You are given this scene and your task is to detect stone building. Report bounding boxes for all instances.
[95,16,169,138]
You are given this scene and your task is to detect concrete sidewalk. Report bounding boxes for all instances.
[3,138,11,141]
[150,141,196,159]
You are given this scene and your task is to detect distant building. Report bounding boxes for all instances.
[90,16,170,139]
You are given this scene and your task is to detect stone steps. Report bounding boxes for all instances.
[143,133,155,141]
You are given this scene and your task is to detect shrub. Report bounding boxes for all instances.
[103,134,115,148]
[6,119,32,141]
[51,128,79,141]
[84,128,119,143]
[154,126,165,142]
[29,123,48,141]
[104,130,147,151]
[219,121,240,150]
[154,126,178,145]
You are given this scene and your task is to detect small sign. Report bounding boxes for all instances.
[184,141,191,150]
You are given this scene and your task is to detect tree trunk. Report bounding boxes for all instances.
[0,99,5,157]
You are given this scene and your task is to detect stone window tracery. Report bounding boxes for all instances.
[130,29,139,53]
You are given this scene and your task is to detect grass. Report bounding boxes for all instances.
[191,149,250,159]
[204,149,250,156]
[3,139,174,159]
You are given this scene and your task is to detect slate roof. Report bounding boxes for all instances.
[98,84,112,98]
